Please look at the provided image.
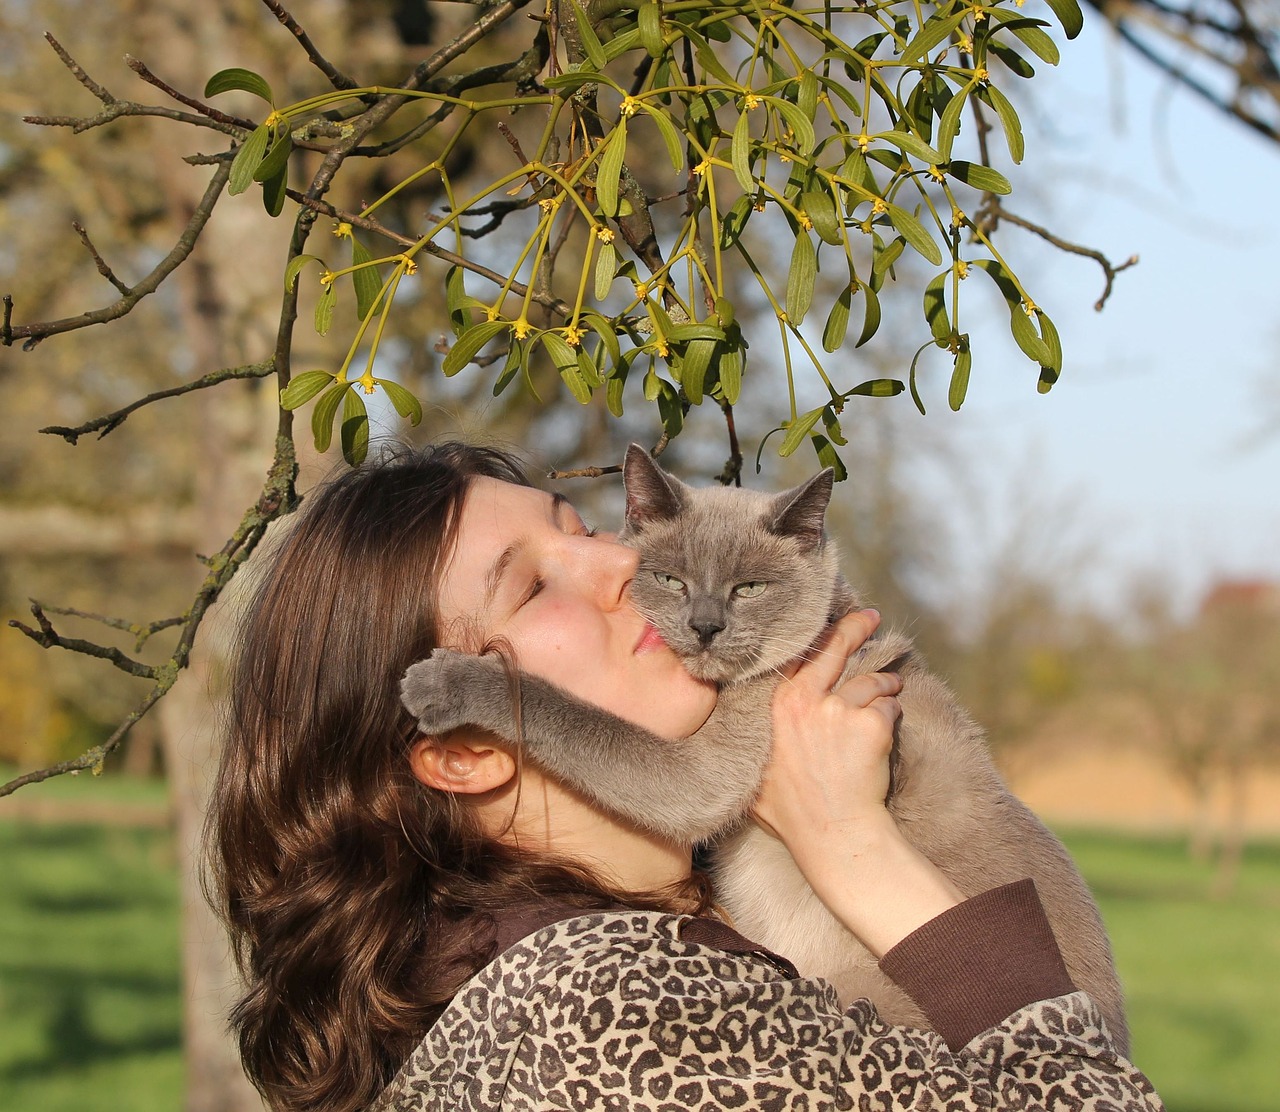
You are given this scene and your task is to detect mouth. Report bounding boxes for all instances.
[634,623,669,654]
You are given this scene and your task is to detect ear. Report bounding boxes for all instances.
[623,443,688,531]
[408,732,517,794]
[765,469,834,550]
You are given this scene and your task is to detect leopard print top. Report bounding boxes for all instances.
[372,911,1163,1111]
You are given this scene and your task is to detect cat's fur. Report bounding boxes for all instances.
[401,445,1129,1051]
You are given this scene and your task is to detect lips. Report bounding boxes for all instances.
[635,623,668,654]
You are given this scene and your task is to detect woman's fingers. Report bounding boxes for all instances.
[783,609,881,690]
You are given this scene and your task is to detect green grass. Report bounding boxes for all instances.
[2,775,1278,1111]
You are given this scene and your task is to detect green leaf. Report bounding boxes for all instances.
[376,378,423,426]
[279,370,334,410]
[823,285,852,352]
[253,129,292,183]
[594,241,619,301]
[656,381,684,437]
[642,105,685,171]
[569,0,607,69]
[639,1,663,57]
[666,323,725,343]
[691,34,736,86]
[856,283,882,347]
[311,382,347,453]
[596,119,627,218]
[577,346,602,388]
[977,83,1025,163]
[846,377,904,398]
[936,81,973,162]
[341,388,370,466]
[821,406,848,446]
[351,239,382,321]
[768,97,816,158]
[779,406,824,457]
[900,10,967,65]
[923,271,950,342]
[996,18,1060,65]
[229,124,271,196]
[1045,0,1084,39]
[870,235,905,288]
[785,231,817,325]
[718,346,742,404]
[948,346,972,411]
[812,434,848,482]
[947,160,1012,194]
[874,130,944,165]
[443,320,507,376]
[720,196,752,248]
[204,67,274,104]
[285,253,325,292]
[1038,311,1063,374]
[887,204,942,265]
[606,363,627,416]
[582,311,621,367]
[680,339,716,404]
[970,258,1021,305]
[314,281,336,336]
[494,342,525,397]
[838,149,875,195]
[541,331,580,371]
[445,266,477,336]
[602,27,642,61]
[988,41,1037,80]
[731,110,754,193]
[543,70,611,91]
[1009,304,1051,364]
[798,70,819,121]
[803,188,841,245]
[260,165,288,217]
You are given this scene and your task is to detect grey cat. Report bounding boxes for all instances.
[401,444,1129,1052]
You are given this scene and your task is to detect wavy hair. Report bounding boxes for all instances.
[206,443,708,1112]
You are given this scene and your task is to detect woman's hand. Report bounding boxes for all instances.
[752,610,963,958]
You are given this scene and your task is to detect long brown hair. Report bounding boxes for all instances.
[206,443,706,1112]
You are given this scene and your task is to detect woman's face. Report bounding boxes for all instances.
[436,477,718,739]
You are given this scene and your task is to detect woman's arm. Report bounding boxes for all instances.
[751,609,966,956]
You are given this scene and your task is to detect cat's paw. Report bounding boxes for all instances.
[400,649,500,735]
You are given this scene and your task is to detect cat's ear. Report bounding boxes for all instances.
[623,443,688,528]
[766,469,834,549]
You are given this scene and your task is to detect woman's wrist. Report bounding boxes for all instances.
[788,811,965,959]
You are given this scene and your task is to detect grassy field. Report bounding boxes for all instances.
[1,776,1278,1111]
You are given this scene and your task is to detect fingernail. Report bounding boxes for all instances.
[863,608,880,621]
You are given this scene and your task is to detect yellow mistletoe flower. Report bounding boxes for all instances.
[652,339,669,358]
[332,221,353,239]
[620,96,640,118]
[633,281,650,299]
[969,5,987,22]
[744,93,762,110]
[855,133,870,153]
[871,198,888,216]
[951,206,966,228]
[927,165,946,183]
[955,259,970,279]
[975,66,990,83]
[319,270,336,287]
[594,226,615,243]
[564,325,585,347]
[693,160,711,177]
[1023,299,1039,316]
[797,212,813,231]
[513,318,532,340]
[398,254,418,275]
[359,375,377,395]
[958,34,973,53]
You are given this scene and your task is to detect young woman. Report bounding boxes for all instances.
[208,442,1163,1112]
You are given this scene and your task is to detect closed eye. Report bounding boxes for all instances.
[732,581,767,598]
[655,573,687,593]
[521,575,546,606]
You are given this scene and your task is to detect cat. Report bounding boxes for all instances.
[401,444,1129,1052]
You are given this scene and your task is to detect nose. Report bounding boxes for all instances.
[572,533,638,609]
[688,598,726,645]
[690,617,725,645]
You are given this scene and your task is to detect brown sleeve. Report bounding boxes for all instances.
[878,878,1076,1050]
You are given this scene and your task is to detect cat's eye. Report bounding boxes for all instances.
[654,573,687,593]
[733,581,767,598]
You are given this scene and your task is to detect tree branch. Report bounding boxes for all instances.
[72,221,131,295]
[40,360,276,444]
[124,55,257,130]
[2,159,232,349]
[35,605,186,652]
[259,0,361,91]
[43,31,115,104]
[10,600,161,679]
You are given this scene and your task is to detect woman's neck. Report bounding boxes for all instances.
[476,765,694,894]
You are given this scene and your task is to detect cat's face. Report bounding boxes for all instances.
[620,447,840,684]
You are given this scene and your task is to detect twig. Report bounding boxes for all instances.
[37,604,186,652]
[44,32,115,104]
[258,0,361,91]
[125,55,255,129]
[547,463,623,479]
[73,221,130,295]
[981,199,1139,310]
[2,159,232,349]
[40,360,276,444]
[718,399,743,486]
[10,601,160,679]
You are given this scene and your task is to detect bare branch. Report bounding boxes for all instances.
[547,464,623,479]
[37,605,186,652]
[10,600,160,679]
[125,55,256,129]
[718,400,743,487]
[259,0,361,91]
[41,360,276,444]
[44,32,115,104]
[979,198,1139,310]
[2,159,232,349]
[72,221,131,295]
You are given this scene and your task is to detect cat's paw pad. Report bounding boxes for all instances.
[400,649,480,734]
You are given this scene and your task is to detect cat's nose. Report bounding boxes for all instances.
[690,617,725,645]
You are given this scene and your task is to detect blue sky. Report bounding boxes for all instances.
[907,10,1280,617]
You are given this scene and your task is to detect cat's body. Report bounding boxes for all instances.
[401,446,1129,1051]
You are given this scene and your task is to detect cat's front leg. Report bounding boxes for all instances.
[401,650,753,844]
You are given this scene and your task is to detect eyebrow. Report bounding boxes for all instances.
[479,492,571,615]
